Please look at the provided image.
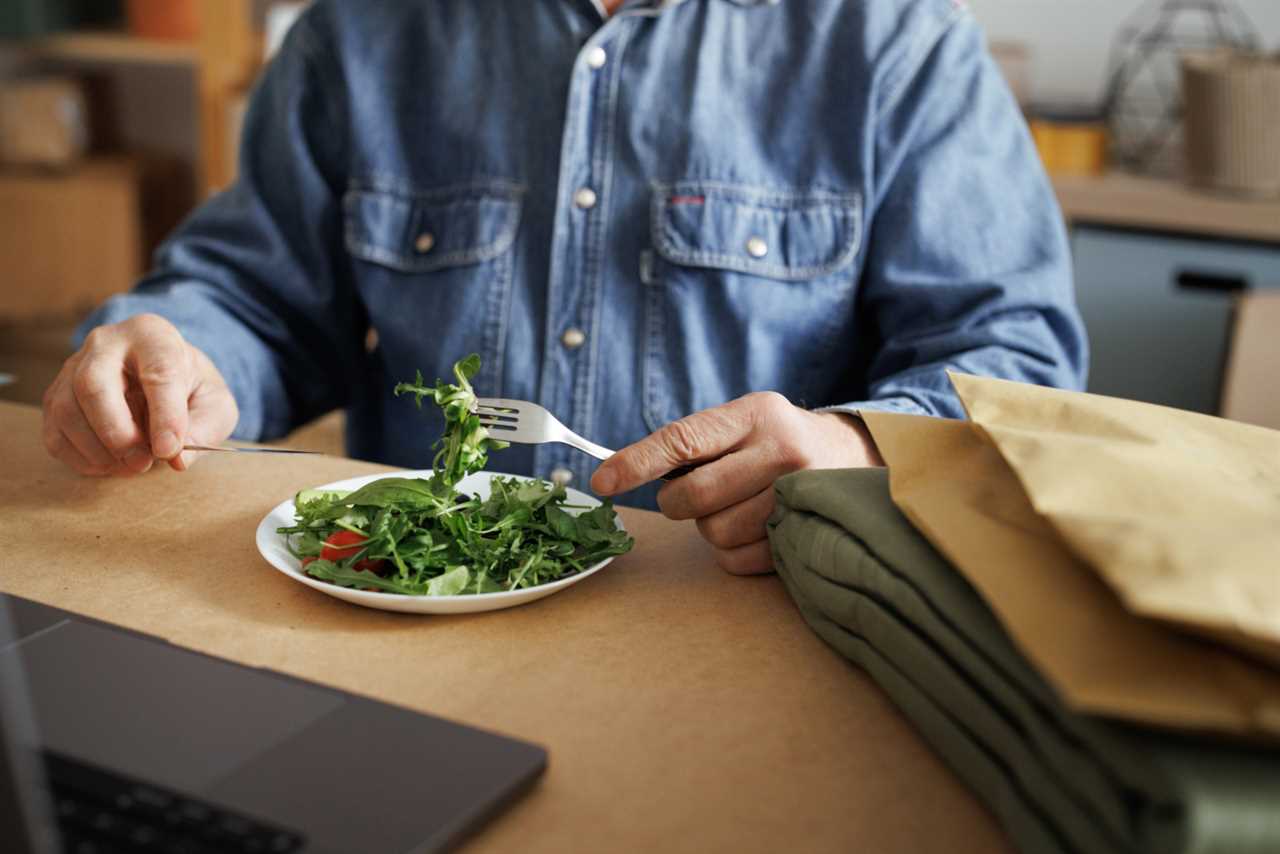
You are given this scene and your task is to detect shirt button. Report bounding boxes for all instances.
[550,467,574,487]
[746,237,768,258]
[414,233,435,253]
[574,187,598,210]
[561,327,587,349]
[585,46,607,70]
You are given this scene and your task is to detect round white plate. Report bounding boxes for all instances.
[256,470,624,614]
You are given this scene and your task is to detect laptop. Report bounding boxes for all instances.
[0,593,546,853]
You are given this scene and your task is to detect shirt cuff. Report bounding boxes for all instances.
[814,397,933,420]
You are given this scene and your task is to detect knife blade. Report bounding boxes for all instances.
[182,445,321,455]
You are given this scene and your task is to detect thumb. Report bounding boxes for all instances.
[169,352,239,472]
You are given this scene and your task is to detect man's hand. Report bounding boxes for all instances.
[590,392,884,575]
[41,314,238,476]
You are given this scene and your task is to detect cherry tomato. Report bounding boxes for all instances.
[320,531,388,575]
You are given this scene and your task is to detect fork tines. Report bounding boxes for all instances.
[475,400,519,432]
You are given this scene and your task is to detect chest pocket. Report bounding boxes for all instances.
[643,181,863,431]
[342,179,524,397]
[343,180,523,273]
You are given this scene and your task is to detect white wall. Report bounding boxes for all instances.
[970,0,1280,105]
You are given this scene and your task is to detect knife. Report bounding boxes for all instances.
[183,445,321,455]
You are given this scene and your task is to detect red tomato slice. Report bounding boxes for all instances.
[320,531,388,576]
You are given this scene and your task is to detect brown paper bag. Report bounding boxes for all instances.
[950,373,1280,669]
[862,411,1280,739]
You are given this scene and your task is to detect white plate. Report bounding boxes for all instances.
[256,470,624,614]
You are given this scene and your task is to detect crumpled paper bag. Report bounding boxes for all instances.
[862,410,1280,739]
[951,372,1280,670]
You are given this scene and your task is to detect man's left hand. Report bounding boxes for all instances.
[590,392,885,575]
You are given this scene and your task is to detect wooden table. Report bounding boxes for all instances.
[0,401,1011,853]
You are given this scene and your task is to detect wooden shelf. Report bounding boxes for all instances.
[1053,172,1280,245]
[17,32,199,66]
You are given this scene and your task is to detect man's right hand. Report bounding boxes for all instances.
[42,314,238,476]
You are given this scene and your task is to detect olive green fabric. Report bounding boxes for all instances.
[767,468,1280,854]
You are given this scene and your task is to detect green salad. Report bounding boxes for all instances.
[276,355,634,596]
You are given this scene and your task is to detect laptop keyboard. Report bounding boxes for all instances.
[44,751,306,854]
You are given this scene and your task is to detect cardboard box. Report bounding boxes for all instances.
[0,156,144,322]
[1222,292,1280,431]
[0,77,90,169]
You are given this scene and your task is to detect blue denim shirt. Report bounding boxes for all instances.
[81,0,1086,509]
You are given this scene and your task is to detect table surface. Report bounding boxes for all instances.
[0,401,1011,853]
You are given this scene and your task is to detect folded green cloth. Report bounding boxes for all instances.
[767,468,1280,854]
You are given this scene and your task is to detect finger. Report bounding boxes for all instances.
[695,488,776,550]
[187,354,239,445]
[713,539,775,576]
[53,428,112,476]
[168,450,199,472]
[657,440,791,521]
[593,398,758,495]
[169,362,239,472]
[124,317,192,460]
[61,399,126,472]
[44,380,118,471]
[73,351,150,467]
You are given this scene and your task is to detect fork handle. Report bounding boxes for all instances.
[564,435,616,463]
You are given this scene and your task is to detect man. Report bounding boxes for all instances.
[41,0,1086,575]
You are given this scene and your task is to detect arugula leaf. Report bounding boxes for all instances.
[279,355,634,598]
[392,354,508,488]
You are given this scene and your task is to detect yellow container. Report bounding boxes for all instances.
[1030,116,1109,177]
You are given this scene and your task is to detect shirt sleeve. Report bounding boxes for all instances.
[75,12,362,441]
[832,8,1088,420]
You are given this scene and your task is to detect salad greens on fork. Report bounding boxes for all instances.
[276,355,634,596]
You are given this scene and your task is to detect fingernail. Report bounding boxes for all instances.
[123,448,152,472]
[153,431,180,459]
[592,467,617,495]
[169,450,197,472]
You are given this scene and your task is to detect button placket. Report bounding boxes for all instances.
[536,21,632,482]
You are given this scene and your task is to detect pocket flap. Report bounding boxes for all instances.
[651,182,862,281]
[344,180,524,273]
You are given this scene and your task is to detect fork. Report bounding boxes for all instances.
[475,398,695,482]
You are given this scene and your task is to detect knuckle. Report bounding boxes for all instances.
[83,325,110,350]
[127,313,174,338]
[49,396,80,425]
[696,515,735,549]
[70,364,104,401]
[41,428,64,456]
[747,390,790,412]
[661,418,704,462]
[770,432,812,471]
[678,475,718,518]
[713,548,743,575]
[685,475,715,509]
[137,359,184,388]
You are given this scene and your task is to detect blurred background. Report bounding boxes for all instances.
[0,0,1277,455]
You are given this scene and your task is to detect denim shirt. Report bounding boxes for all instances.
[81,0,1086,509]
